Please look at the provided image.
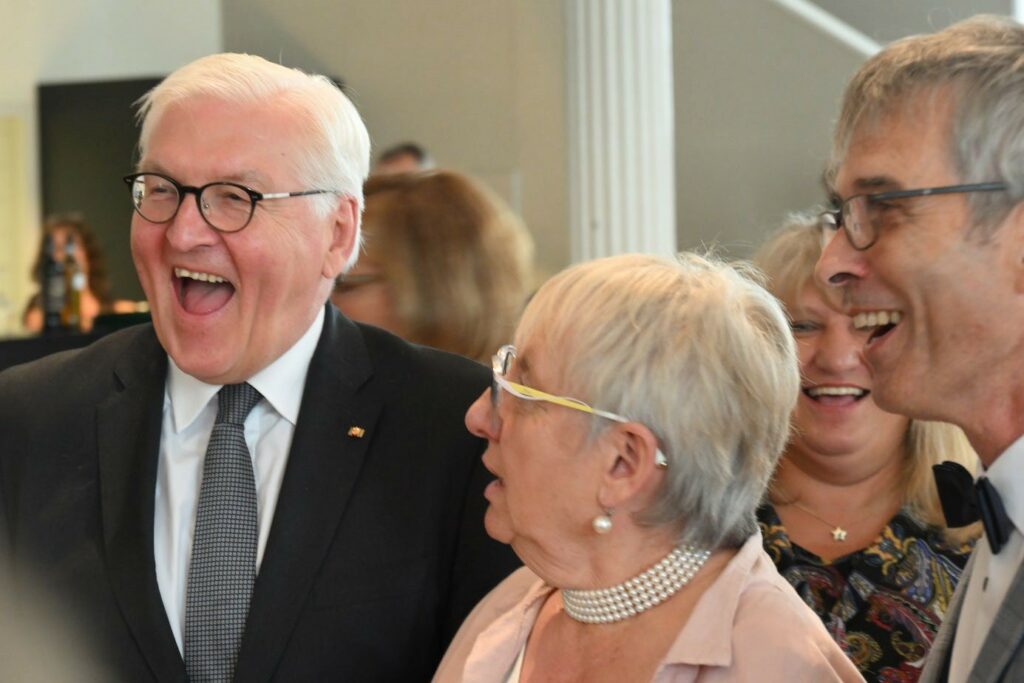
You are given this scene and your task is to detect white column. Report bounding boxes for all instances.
[566,0,676,262]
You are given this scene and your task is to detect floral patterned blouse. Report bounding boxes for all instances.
[758,504,974,682]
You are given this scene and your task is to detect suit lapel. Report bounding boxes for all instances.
[235,308,378,681]
[970,553,1024,682]
[96,327,185,681]
[920,551,974,683]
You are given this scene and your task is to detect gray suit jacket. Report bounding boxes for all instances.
[921,546,1024,682]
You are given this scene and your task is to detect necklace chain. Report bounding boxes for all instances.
[561,544,711,624]
[788,500,849,542]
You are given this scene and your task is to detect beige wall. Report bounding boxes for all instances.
[0,0,221,335]
[222,0,570,280]
[813,0,1011,42]
[1,0,1005,332]
[673,0,869,258]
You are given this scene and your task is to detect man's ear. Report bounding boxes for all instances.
[596,422,665,512]
[322,195,360,279]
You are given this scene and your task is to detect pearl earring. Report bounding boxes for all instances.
[592,510,613,534]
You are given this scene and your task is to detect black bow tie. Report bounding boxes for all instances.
[933,461,1013,554]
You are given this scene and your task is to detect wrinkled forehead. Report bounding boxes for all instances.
[139,96,309,185]
[831,86,958,190]
[831,92,959,196]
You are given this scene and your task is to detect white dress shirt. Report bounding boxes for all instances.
[154,308,324,654]
[949,433,1024,683]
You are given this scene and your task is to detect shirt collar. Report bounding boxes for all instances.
[983,432,1024,536]
[463,575,553,681]
[166,307,325,432]
[662,532,765,667]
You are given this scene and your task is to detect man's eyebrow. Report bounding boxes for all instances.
[137,161,169,176]
[132,164,270,188]
[852,175,901,192]
[830,175,902,201]
[221,170,271,187]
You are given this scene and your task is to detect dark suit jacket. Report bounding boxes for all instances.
[0,306,519,681]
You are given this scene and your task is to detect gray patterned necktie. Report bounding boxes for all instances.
[184,382,262,682]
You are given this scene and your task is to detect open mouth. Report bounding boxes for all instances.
[802,385,868,406]
[853,310,902,345]
[174,267,235,315]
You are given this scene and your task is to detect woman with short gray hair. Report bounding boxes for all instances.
[435,253,862,682]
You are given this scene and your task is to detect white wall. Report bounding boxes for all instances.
[0,0,221,334]
[222,0,569,280]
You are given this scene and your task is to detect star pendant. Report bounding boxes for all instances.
[831,526,848,542]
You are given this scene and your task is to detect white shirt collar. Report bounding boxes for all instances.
[166,307,325,432]
[983,431,1024,535]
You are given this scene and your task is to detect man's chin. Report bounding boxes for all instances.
[870,374,929,420]
[164,341,241,385]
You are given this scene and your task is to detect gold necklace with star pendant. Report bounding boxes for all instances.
[788,500,849,542]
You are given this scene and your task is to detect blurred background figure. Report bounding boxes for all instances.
[753,212,979,681]
[22,214,132,334]
[436,253,861,682]
[371,141,434,175]
[0,569,107,682]
[332,170,534,363]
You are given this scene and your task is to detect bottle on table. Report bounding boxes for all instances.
[61,239,84,332]
[40,233,66,335]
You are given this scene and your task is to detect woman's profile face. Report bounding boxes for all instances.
[464,333,602,571]
[785,283,909,462]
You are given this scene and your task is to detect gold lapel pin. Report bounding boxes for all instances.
[347,426,366,438]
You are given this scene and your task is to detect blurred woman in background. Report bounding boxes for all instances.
[753,212,979,681]
[23,214,117,333]
[332,170,534,363]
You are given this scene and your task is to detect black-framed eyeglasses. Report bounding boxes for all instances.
[821,181,1008,250]
[123,172,339,233]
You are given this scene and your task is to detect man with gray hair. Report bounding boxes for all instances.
[817,15,1024,682]
[0,53,517,681]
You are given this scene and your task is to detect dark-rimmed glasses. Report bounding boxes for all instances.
[821,182,1007,250]
[124,172,338,233]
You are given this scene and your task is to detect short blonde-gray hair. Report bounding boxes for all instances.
[517,252,799,550]
[755,213,980,541]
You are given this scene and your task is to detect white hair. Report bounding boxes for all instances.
[135,53,371,269]
[518,253,800,550]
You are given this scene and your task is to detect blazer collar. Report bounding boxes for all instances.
[971,555,1024,682]
[96,326,185,681]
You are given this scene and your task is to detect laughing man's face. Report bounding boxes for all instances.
[131,95,356,384]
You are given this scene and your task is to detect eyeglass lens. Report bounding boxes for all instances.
[130,174,254,232]
[490,346,514,414]
[843,196,873,248]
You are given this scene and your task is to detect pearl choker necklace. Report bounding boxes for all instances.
[561,544,712,624]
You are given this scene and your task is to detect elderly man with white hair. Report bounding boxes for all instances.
[0,53,518,682]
